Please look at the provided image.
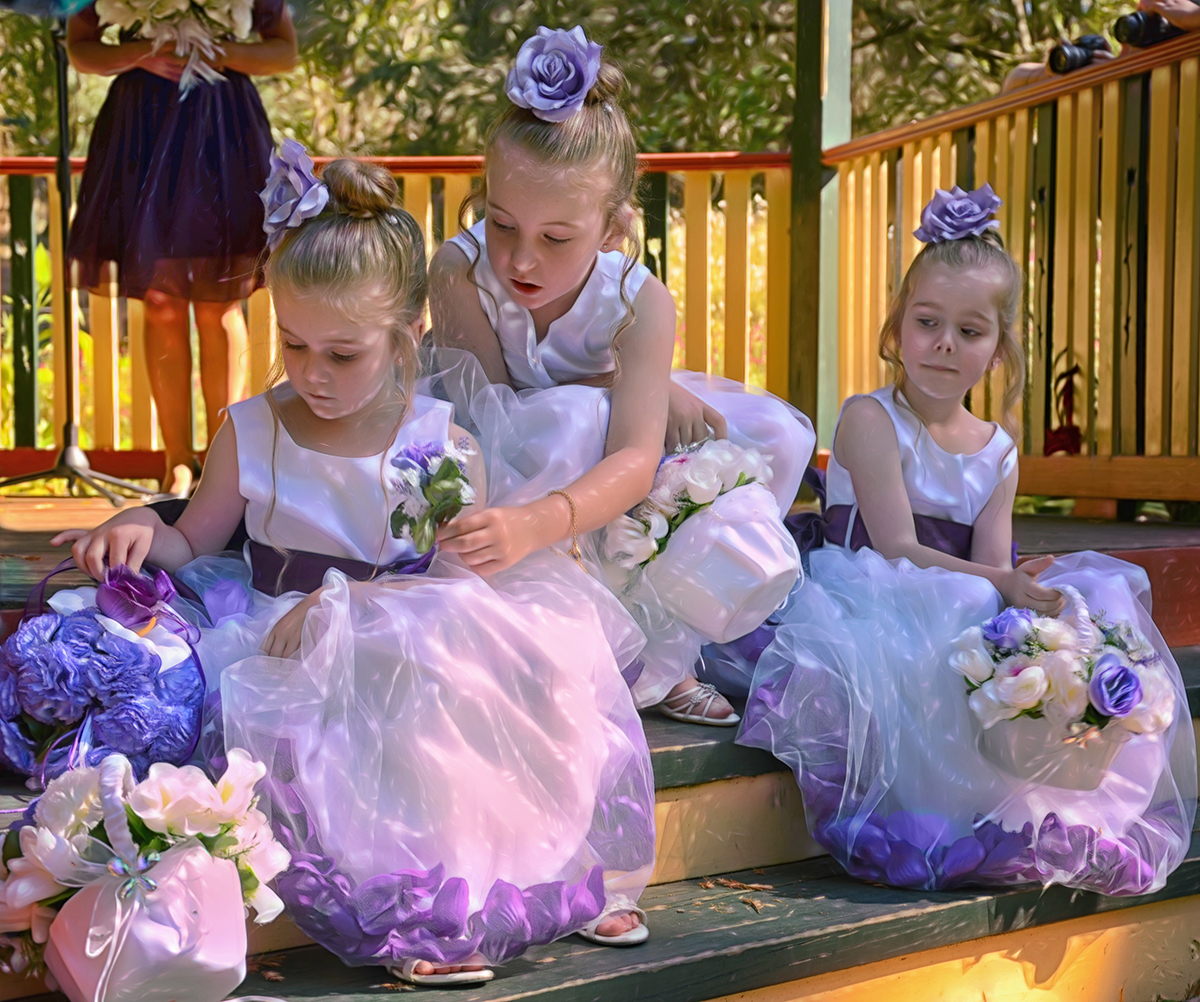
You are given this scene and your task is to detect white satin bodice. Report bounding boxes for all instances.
[228,390,454,562]
[825,385,1017,526]
[446,220,651,390]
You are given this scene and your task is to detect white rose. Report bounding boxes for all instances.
[603,515,657,569]
[646,511,670,540]
[1118,664,1176,735]
[994,653,1035,678]
[644,484,680,518]
[95,0,139,28]
[211,748,267,825]
[129,762,223,837]
[680,456,723,504]
[1033,617,1077,652]
[1040,649,1089,723]
[459,482,477,505]
[35,767,101,839]
[969,679,1022,730]
[994,665,1049,710]
[655,455,691,496]
[949,627,995,683]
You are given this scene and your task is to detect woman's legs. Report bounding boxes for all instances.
[143,292,248,492]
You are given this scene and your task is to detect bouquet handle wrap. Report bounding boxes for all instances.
[43,757,249,1002]
[644,483,800,644]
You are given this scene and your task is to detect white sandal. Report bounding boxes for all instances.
[577,907,650,946]
[659,681,741,727]
[389,957,495,986]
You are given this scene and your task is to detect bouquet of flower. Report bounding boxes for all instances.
[603,439,773,570]
[0,567,204,787]
[953,586,1175,737]
[95,0,255,92]
[0,750,288,999]
[389,438,477,555]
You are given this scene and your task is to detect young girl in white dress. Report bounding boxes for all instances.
[52,154,656,984]
[431,26,815,725]
[737,187,1196,894]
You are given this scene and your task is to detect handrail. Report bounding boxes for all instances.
[823,30,1200,164]
[0,150,792,177]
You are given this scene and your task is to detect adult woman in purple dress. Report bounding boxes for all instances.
[66,2,298,494]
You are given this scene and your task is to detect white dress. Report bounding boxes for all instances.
[178,389,656,968]
[442,222,816,706]
[737,386,1197,894]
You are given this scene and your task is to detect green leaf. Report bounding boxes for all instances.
[3,828,24,865]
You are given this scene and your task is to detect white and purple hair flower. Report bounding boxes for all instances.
[260,139,330,252]
[914,183,1002,244]
[505,26,602,123]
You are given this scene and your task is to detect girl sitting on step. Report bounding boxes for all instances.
[53,151,656,985]
[430,26,815,726]
[735,185,1196,895]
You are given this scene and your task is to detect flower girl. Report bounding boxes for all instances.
[431,26,814,724]
[53,149,656,984]
[737,186,1196,894]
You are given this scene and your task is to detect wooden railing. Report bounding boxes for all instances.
[0,152,792,483]
[824,31,1200,501]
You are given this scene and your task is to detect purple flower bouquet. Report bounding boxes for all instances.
[389,439,476,555]
[950,586,1173,789]
[0,567,205,786]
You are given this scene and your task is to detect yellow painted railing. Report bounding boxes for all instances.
[0,153,792,482]
[825,32,1200,501]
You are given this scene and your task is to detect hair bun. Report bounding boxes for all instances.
[321,158,399,218]
[586,61,627,108]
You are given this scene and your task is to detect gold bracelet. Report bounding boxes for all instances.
[548,489,587,573]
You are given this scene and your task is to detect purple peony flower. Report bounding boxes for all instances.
[914,183,1002,244]
[96,564,175,631]
[982,607,1034,651]
[0,659,20,721]
[1089,653,1142,718]
[92,701,157,756]
[16,638,93,725]
[261,139,330,251]
[87,629,162,707]
[2,613,60,666]
[0,718,36,774]
[505,26,602,123]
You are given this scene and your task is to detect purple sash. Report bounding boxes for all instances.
[249,540,434,597]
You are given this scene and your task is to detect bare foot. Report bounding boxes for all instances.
[162,458,197,497]
[409,954,488,976]
[594,911,641,938]
[661,677,738,723]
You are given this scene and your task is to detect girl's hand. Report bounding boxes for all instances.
[666,382,727,452]
[436,507,547,575]
[998,555,1064,616]
[137,51,187,81]
[261,590,322,659]
[50,522,156,581]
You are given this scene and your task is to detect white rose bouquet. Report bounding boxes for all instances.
[603,439,773,571]
[0,750,289,992]
[95,0,256,93]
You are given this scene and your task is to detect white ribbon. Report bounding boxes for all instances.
[147,17,228,95]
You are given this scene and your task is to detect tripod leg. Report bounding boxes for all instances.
[0,469,64,489]
[74,473,127,507]
[85,469,158,496]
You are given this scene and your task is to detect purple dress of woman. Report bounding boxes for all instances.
[66,2,297,492]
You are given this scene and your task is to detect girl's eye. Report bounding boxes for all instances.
[489,218,514,233]
[332,352,357,363]
[545,235,569,246]
[961,328,982,338]
[916,317,936,327]
[283,341,305,352]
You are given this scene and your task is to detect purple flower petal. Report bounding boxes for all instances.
[914,183,1002,244]
[505,26,603,123]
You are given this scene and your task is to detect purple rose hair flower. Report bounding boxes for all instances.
[1089,652,1143,718]
[261,139,330,252]
[505,26,602,123]
[982,607,1034,651]
[914,183,1002,244]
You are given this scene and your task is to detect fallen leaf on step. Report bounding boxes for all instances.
[262,971,285,983]
[246,954,284,974]
[752,868,766,874]
[715,878,773,891]
[741,897,763,913]
[698,879,715,889]
[380,983,417,992]
[535,957,557,963]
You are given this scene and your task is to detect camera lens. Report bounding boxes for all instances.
[1115,12,1185,47]
[1049,43,1093,74]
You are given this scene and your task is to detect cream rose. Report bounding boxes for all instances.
[994,665,1049,710]
[129,762,224,838]
[968,679,1022,730]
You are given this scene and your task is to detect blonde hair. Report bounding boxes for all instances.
[260,158,428,559]
[461,59,643,368]
[879,232,1025,437]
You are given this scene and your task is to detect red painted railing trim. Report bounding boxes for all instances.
[0,151,792,177]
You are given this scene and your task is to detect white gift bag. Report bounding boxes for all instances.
[42,758,249,1002]
[644,483,800,644]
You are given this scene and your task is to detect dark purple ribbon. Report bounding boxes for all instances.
[248,541,434,598]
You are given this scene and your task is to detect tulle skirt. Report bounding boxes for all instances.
[426,352,815,708]
[177,547,655,967]
[68,68,273,302]
[735,548,1196,895]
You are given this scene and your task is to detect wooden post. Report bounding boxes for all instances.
[8,175,38,447]
[684,171,712,374]
[789,0,824,418]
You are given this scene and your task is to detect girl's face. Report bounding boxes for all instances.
[484,140,626,319]
[897,262,1006,403]
[273,287,402,421]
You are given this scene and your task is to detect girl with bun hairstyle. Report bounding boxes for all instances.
[53,151,657,984]
[431,27,816,726]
